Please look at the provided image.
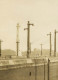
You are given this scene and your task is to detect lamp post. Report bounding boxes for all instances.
[40,44,43,56]
[54,30,58,57]
[16,23,20,56]
[47,32,52,56]
[0,40,3,56]
[24,21,34,58]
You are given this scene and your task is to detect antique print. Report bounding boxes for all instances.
[0,0,58,80]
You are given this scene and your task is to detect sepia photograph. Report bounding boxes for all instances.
[0,0,58,80]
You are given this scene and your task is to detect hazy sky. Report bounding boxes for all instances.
[0,0,58,52]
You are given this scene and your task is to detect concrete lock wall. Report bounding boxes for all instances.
[0,61,58,80]
[0,65,45,80]
[49,61,58,80]
[0,66,35,80]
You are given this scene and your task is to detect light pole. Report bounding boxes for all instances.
[54,29,58,57]
[0,40,3,56]
[40,44,43,56]
[24,21,34,58]
[47,32,52,56]
[16,23,20,56]
[30,42,31,53]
